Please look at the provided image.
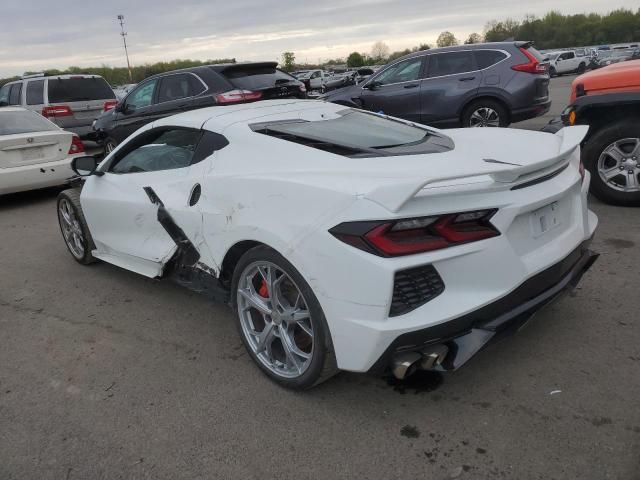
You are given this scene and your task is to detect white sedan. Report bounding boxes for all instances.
[57,100,598,389]
[0,107,85,195]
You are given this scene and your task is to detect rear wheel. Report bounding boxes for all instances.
[582,119,640,206]
[577,63,586,74]
[231,246,338,389]
[57,189,97,264]
[462,99,509,128]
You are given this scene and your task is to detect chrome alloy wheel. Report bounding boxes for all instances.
[58,198,85,259]
[237,261,314,378]
[598,137,640,193]
[469,107,500,127]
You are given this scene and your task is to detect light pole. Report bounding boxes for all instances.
[117,14,133,82]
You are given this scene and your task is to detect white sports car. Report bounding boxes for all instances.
[57,100,598,389]
[1,107,85,195]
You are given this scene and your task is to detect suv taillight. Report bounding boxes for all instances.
[215,89,263,104]
[512,48,548,74]
[103,100,118,112]
[42,105,73,118]
[68,135,85,155]
[330,210,500,257]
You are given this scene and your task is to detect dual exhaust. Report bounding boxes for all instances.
[391,345,449,380]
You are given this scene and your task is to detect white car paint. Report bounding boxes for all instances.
[0,107,78,195]
[77,100,597,373]
[548,50,587,75]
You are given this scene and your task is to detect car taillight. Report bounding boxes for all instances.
[512,48,547,74]
[42,105,73,118]
[215,89,263,104]
[103,100,118,112]
[330,210,500,257]
[68,135,85,155]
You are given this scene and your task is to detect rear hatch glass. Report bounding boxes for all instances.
[48,77,116,103]
[217,64,301,99]
[0,110,58,135]
[252,109,453,157]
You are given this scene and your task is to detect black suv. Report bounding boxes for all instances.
[322,42,550,128]
[94,62,306,152]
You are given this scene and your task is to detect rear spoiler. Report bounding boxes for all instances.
[216,62,279,73]
[364,125,589,213]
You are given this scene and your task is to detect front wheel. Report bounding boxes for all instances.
[57,189,97,264]
[582,119,640,206]
[462,99,509,128]
[231,246,338,389]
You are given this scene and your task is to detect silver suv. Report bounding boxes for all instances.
[0,74,116,140]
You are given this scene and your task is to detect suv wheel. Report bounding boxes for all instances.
[462,100,509,128]
[231,246,339,389]
[583,119,640,206]
[57,189,97,264]
[577,62,586,74]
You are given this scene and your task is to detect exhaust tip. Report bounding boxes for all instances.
[391,352,422,380]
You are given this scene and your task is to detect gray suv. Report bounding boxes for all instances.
[322,42,550,128]
[0,74,116,140]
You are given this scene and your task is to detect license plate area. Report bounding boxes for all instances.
[21,147,44,162]
[530,201,561,238]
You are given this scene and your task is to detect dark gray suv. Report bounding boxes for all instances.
[322,42,550,128]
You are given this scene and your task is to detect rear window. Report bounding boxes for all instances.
[220,66,297,90]
[48,77,115,103]
[252,109,453,158]
[0,110,58,135]
[26,80,45,105]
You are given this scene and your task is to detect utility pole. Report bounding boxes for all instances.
[117,14,133,82]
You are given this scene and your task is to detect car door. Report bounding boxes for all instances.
[81,127,212,277]
[419,50,481,126]
[556,53,572,73]
[111,78,160,142]
[154,73,210,118]
[359,56,425,122]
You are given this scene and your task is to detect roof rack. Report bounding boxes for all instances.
[21,73,46,79]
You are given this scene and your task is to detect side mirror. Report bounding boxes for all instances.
[71,156,102,177]
[114,102,125,113]
[363,81,382,90]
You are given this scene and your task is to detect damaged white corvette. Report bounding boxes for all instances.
[57,100,598,389]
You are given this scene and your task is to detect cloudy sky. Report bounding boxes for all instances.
[1,0,636,77]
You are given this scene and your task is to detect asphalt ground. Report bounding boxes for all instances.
[1,74,638,480]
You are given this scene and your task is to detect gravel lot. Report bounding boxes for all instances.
[1,75,639,480]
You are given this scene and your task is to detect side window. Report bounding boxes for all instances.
[9,83,23,105]
[0,84,10,104]
[558,53,569,60]
[373,57,423,85]
[475,50,508,69]
[567,52,575,59]
[110,128,202,174]
[311,71,320,79]
[157,74,204,103]
[126,79,158,109]
[26,80,45,105]
[428,52,476,77]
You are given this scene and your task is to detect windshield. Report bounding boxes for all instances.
[0,110,58,135]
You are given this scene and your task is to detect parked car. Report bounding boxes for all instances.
[547,50,588,77]
[0,107,85,195]
[93,62,306,153]
[555,61,640,206]
[590,49,635,69]
[112,83,137,100]
[0,74,117,140]
[322,42,550,128]
[294,70,332,92]
[57,100,597,389]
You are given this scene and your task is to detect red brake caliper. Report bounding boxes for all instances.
[258,280,269,298]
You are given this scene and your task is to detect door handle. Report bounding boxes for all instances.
[403,84,419,89]
[459,77,476,82]
[188,184,201,207]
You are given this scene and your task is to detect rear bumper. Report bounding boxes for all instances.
[368,239,598,374]
[0,157,74,195]
[66,125,97,140]
[511,99,552,123]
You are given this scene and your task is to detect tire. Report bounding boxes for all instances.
[582,119,640,206]
[462,99,509,128]
[57,189,98,264]
[549,67,557,77]
[577,63,586,74]
[231,245,339,390]
[104,138,118,155]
